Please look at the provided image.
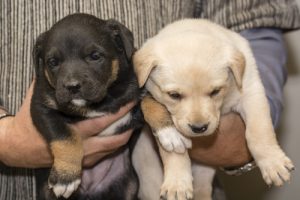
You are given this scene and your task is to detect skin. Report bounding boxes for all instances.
[189,112,252,167]
[0,82,134,168]
[0,82,252,169]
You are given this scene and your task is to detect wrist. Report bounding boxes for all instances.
[0,109,14,164]
[220,159,257,176]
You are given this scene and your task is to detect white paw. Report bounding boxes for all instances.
[160,175,193,200]
[156,127,192,153]
[49,179,81,198]
[257,151,294,186]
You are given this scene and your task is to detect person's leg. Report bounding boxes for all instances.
[212,176,227,200]
[132,126,163,200]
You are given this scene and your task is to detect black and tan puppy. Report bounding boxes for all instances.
[31,13,142,200]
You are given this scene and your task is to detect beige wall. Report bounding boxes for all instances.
[218,1,300,199]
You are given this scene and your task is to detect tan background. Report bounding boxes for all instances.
[218,0,300,199]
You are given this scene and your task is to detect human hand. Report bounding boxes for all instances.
[0,81,135,168]
[189,113,252,168]
[73,105,134,168]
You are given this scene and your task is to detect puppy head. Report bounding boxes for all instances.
[134,33,245,137]
[33,13,134,107]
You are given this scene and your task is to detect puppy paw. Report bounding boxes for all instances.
[48,167,81,198]
[257,150,294,187]
[156,127,192,153]
[160,176,193,200]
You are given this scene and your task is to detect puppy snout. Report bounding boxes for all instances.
[189,123,209,134]
[64,80,81,94]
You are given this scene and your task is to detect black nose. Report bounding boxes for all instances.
[64,80,81,94]
[189,123,209,134]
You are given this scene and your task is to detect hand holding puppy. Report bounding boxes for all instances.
[0,81,134,168]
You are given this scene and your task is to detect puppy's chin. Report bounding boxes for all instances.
[174,119,219,138]
[55,90,106,107]
[56,97,102,108]
[71,99,87,107]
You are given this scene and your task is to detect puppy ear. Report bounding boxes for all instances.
[33,32,47,77]
[228,50,245,89]
[106,19,134,60]
[133,45,157,87]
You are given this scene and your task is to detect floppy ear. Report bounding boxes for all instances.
[133,45,157,88]
[106,19,134,60]
[33,32,47,78]
[228,50,245,90]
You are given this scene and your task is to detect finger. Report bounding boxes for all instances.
[83,129,133,156]
[82,150,115,168]
[73,102,136,137]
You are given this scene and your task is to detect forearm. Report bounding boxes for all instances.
[0,91,53,168]
[0,106,12,164]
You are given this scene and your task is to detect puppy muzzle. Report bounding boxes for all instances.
[55,77,107,106]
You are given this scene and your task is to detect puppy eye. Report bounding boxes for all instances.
[210,88,221,97]
[47,58,59,68]
[167,92,182,100]
[89,51,103,61]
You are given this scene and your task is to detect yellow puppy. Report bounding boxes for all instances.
[134,19,294,200]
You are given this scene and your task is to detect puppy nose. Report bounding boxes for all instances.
[64,80,81,94]
[189,123,209,134]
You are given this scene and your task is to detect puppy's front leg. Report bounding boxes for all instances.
[141,94,193,199]
[241,70,294,186]
[32,108,83,199]
[158,145,193,200]
[141,94,191,153]
[49,132,82,198]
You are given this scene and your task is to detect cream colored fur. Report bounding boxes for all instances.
[134,19,294,200]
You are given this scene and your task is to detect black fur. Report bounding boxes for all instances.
[31,13,143,200]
